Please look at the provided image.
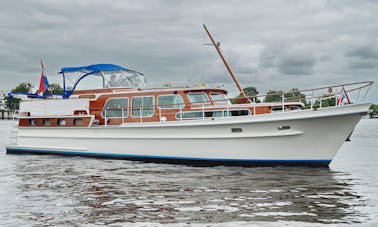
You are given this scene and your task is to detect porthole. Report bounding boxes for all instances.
[29,119,36,126]
[278,125,290,130]
[74,118,83,126]
[57,119,66,126]
[43,119,51,126]
[231,128,243,133]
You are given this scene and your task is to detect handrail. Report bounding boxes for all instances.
[247,81,373,100]
[101,81,373,123]
[231,81,373,108]
[105,81,373,109]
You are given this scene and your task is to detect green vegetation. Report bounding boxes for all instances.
[49,83,64,95]
[1,82,64,111]
[309,92,337,109]
[231,86,260,104]
[11,82,34,93]
[370,104,378,113]
[285,88,307,104]
[264,90,284,102]
[263,88,306,104]
[243,86,259,98]
[3,95,20,111]
[231,87,307,104]
[3,82,34,111]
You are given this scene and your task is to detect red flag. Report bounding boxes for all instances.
[38,61,49,97]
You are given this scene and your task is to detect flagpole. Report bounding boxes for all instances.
[342,86,351,104]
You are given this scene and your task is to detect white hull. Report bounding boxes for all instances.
[6,103,370,166]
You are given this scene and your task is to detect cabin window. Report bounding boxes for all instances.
[43,119,51,126]
[188,92,210,104]
[57,119,66,126]
[29,119,36,126]
[212,111,225,117]
[176,109,250,119]
[225,110,251,117]
[102,98,129,118]
[158,94,184,109]
[210,93,228,104]
[132,96,154,117]
[176,112,203,119]
[74,118,83,126]
[290,106,300,111]
[271,107,286,113]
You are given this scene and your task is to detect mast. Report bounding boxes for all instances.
[203,24,249,102]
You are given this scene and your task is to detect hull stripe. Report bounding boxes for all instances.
[6,147,331,166]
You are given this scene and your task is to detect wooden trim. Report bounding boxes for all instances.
[19,116,93,127]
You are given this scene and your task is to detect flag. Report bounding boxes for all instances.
[38,60,49,97]
[337,88,346,106]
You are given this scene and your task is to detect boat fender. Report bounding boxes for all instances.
[160,116,167,122]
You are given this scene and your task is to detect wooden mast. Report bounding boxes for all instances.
[203,24,250,102]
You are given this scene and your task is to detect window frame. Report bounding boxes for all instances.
[210,92,228,104]
[131,95,155,118]
[157,94,185,109]
[187,92,210,104]
[175,109,251,120]
[101,97,129,118]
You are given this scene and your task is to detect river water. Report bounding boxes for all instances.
[0,119,377,226]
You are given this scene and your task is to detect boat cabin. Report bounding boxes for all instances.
[17,64,303,127]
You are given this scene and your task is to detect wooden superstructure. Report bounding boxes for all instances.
[18,86,297,128]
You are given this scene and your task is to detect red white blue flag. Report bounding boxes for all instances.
[38,60,49,97]
[337,88,346,106]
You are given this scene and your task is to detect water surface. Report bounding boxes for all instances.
[0,119,377,226]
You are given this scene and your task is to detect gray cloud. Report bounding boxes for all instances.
[347,45,378,60]
[0,0,377,102]
[277,48,316,75]
[346,41,378,70]
[258,45,316,75]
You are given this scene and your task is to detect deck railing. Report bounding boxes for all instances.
[228,81,373,110]
[102,81,373,123]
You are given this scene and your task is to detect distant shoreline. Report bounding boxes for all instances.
[0,111,17,120]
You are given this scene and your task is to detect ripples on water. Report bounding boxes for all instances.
[0,120,377,226]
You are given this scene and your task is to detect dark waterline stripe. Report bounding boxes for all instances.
[6,147,331,167]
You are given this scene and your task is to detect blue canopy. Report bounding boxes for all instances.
[59,63,144,98]
[60,64,127,74]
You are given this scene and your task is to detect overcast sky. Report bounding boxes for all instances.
[0,0,377,102]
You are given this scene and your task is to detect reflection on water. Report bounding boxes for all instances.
[1,155,366,226]
[1,120,377,226]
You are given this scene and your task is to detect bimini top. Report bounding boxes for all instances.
[60,63,146,98]
[60,64,128,74]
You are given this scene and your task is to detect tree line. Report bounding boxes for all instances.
[237,86,377,113]
[1,82,63,111]
[1,83,377,114]
[232,86,306,104]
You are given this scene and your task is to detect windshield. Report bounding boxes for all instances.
[210,93,229,104]
[188,93,210,104]
[64,70,147,91]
